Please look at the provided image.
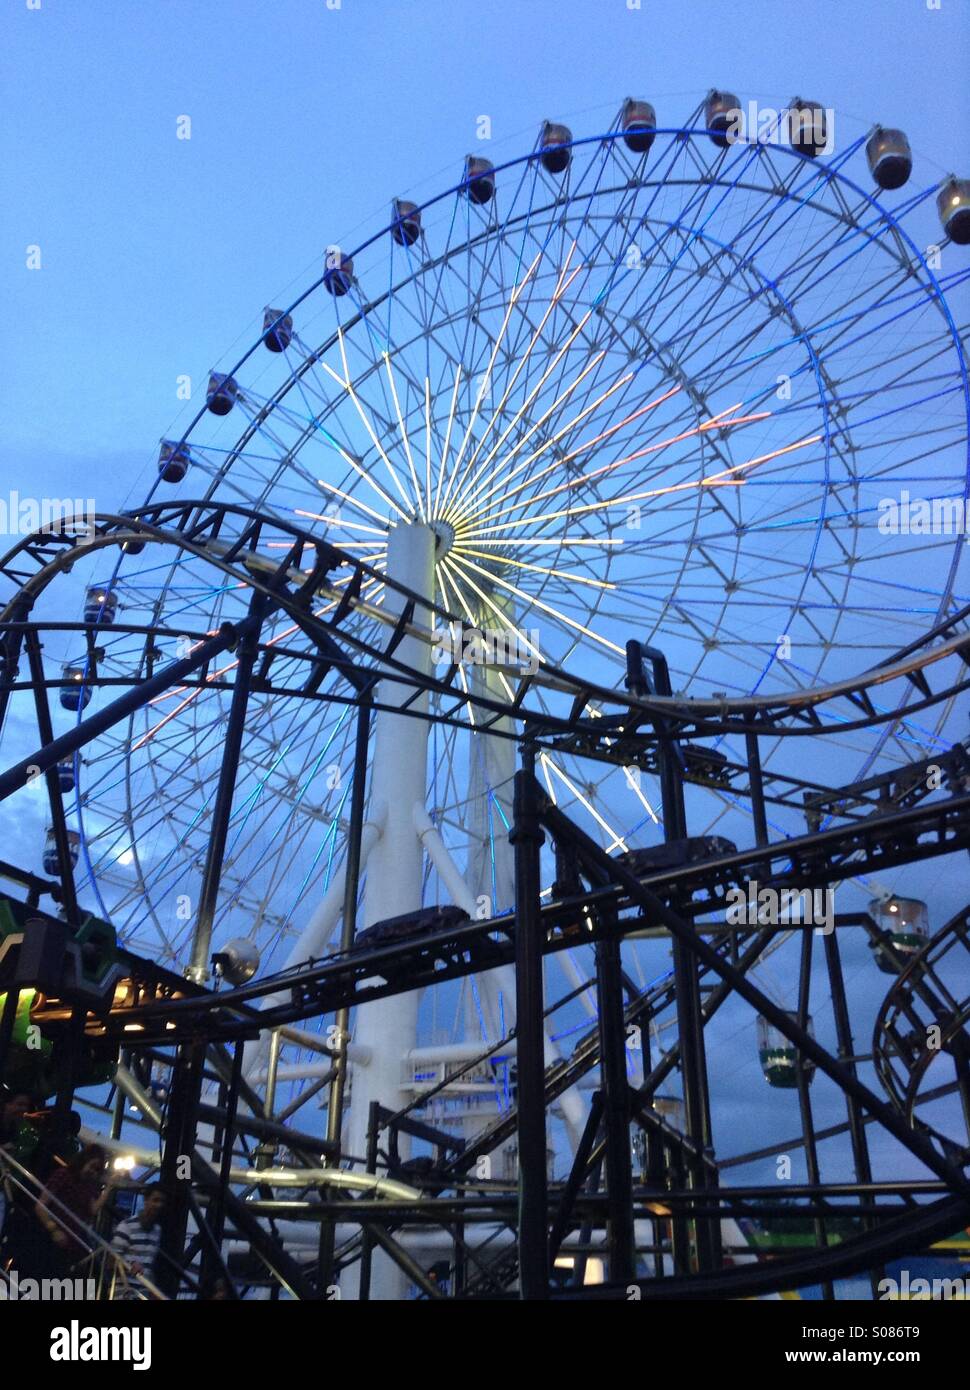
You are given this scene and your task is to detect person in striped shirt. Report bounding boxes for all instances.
[110,1185,166,1298]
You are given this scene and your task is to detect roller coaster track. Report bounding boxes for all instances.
[3,503,970,1298]
[49,786,968,1044]
[1,504,969,753]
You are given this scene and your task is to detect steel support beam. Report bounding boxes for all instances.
[510,755,549,1300]
[0,621,255,802]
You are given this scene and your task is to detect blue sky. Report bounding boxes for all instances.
[2,0,970,1229]
[2,0,968,494]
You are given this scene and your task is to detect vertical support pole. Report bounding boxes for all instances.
[640,648,718,1272]
[51,1004,86,1137]
[344,523,434,1300]
[453,1173,466,1298]
[156,1039,206,1297]
[358,1101,381,1302]
[795,927,833,1300]
[110,1052,128,1142]
[25,629,79,925]
[637,1018,665,1278]
[263,1029,282,1122]
[201,1037,243,1290]
[0,602,29,736]
[595,928,636,1285]
[745,730,769,848]
[319,691,372,1293]
[188,596,267,984]
[822,927,879,1297]
[510,753,548,1300]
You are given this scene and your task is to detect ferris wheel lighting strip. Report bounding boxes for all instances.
[458,383,683,525]
[293,508,388,537]
[312,478,391,528]
[383,350,427,522]
[451,262,589,514]
[455,544,615,590]
[455,361,635,524]
[439,557,544,663]
[454,537,624,547]
[455,646,476,728]
[448,551,625,656]
[442,251,585,512]
[440,272,595,517]
[540,752,629,853]
[322,335,413,518]
[497,669,516,703]
[432,569,479,728]
[445,315,598,519]
[445,347,607,526]
[473,433,823,533]
[433,364,464,518]
[288,540,387,549]
[313,399,408,520]
[437,251,544,515]
[455,267,589,511]
[435,566,522,707]
[540,753,558,806]
[424,377,433,520]
[584,704,661,824]
[474,399,769,525]
[623,765,660,823]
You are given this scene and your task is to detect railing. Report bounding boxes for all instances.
[0,1148,167,1301]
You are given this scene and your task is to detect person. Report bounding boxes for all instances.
[1,1091,33,1248]
[0,1090,33,1147]
[34,1143,114,1276]
[0,1090,43,1276]
[110,1184,166,1298]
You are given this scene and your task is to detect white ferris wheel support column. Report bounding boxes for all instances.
[464,596,586,1152]
[464,604,516,1046]
[344,521,435,1294]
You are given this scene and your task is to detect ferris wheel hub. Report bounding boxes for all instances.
[430,518,455,556]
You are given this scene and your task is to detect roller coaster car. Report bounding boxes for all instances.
[618,835,738,879]
[354,904,470,950]
[395,1154,439,1182]
[352,905,470,980]
[682,744,730,781]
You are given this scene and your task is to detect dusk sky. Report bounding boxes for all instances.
[2,0,969,1297]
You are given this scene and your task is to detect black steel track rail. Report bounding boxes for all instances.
[1,505,969,746]
[45,787,970,1044]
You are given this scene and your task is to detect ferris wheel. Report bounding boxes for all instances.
[59,94,966,944]
[8,94,970,1265]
